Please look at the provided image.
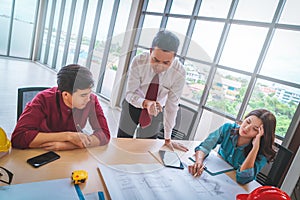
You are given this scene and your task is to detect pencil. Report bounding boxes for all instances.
[193,164,206,177]
[148,151,163,165]
[76,124,83,132]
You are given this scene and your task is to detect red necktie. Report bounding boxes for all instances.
[139,74,159,128]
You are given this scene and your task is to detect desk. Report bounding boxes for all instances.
[0,138,260,199]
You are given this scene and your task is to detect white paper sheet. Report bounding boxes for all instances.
[0,178,79,200]
[98,163,247,200]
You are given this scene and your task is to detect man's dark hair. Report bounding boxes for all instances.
[57,64,94,94]
[151,30,180,54]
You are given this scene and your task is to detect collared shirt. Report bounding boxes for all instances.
[125,52,186,139]
[194,123,267,184]
[11,87,110,149]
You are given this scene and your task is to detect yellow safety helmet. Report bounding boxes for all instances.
[0,127,11,152]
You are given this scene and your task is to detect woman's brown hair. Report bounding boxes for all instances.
[234,109,277,162]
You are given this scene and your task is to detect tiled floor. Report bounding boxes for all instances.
[0,57,120,139]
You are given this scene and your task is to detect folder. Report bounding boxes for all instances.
[189,151,234,176]
[0,178,79,200]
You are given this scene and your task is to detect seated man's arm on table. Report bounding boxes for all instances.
[29,131,94,150]
[34,95,109,149]
[12,107,93,150]
[36,134,101,151]
[12,92,108,150]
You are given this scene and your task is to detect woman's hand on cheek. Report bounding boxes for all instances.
[252,125,264,147]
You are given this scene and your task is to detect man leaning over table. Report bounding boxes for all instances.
[11,64,110,150]
[117,30,188,152]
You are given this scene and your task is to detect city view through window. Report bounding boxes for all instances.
[182,64,299,137]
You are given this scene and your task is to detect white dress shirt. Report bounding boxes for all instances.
[125,52,186,139]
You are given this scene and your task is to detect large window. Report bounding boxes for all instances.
[0,0,12,55]
[133,0,300,141]
[65,0,85,66]
[0,0,132,100]
[206,69,250,117]
[181,60,210,103]
[47,0,63,67]
[247,79,300,138]
[219,24,269,72]
[187,20,224,61]
[1,0,299,142]
[89,0,115,90]
[37,0,132,100]
[100,0,132,99]
[56,0,73,70]
[260,29,300,85]
[0,0,38,58]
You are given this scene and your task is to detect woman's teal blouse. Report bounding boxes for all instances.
[194,123,267,184]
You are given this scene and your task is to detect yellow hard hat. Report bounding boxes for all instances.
[0,127,11,152]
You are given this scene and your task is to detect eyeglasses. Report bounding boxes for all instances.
[0,166,13,184]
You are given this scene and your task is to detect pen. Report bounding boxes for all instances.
[76,124,83,132]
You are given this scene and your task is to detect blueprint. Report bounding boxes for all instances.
[98,163,247,200]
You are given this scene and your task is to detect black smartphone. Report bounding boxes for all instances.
[158,150,184,169]
[27,151,60,168]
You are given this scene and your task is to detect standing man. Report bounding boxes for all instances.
[118,30,188,152]
[12,64,110,150]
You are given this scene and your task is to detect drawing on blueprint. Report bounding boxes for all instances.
[98,163,247,200]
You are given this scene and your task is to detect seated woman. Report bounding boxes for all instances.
[188,109,276,184]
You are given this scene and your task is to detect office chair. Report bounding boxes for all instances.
[256,144,293,187]
[17,87,49,120]
[157,104,198,140]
